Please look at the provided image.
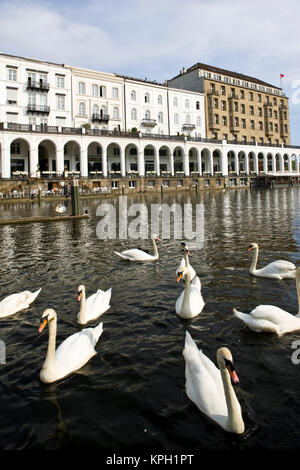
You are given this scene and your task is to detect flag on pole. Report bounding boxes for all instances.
[280,73,285,78]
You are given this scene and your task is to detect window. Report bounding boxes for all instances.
[213,114,219,124]
[129,180,136,188]
[210,83,215,93]
[79,102,86,116]
[221,100,226,111]
[93,104,99,115]
[11,142,20,154]
[131,108,137,120]
[27,72,36,82]
[56,94,65,110]
[214,98,218,108]
[241,104,245,114]
[185,99,190,108]
[258,107,262,117]
[28,93,36,105]
[234,101,239,112]
[258,121,263,130]
[158,112,163,123]
[39,73,47,85]
[249,92,253,101]
[145,110,151,120]
[234,117,239,127]
[157,95,162,105]
[249,105,254,115]
[8,68,17,81]
[145,92,150,103]
[131,90,136,100]
[240,90,245,99]
[221,85,226,95]
[186,115,191,124]
[274,123,278,132]
[257,94,262,102]
[112,87,119,100]
[197,116,201,127]
[100,86,106,97]
[222,116,227,126]
[241,118,246,128]
[92,84,98,96]
[174,113,179,124]
[113,107,119,119]
[111,181,119,189]
[274,110,278,119]
[56,76,65,88]
[196,101,200,110]
[250,120,255,129]
[173,97,178,106]
[79,82,85,94]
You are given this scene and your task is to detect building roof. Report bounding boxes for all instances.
[170,62,282,90]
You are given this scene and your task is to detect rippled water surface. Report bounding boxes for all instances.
[0,187,300,452]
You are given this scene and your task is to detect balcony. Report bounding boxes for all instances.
[27,79,49,92]
[228,94,239,100]
[141,118,157,127]
[27,104,50,114]
[207,90,219,96]
[92,113,110,123]
[182,123,196,130]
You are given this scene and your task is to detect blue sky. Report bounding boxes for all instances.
[1,0,300,143]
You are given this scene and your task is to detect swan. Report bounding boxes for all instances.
[113,234,160,261]
[233,266,300,336]
[176,266,204,319]
[0,288,41,318]
[38,308,103,384]
[183,331,245,434]
[176,247,196,282]
[248,242,296,279]
[55,204,66,214]
[77,284,112,325]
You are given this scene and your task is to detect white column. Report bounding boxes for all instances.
[263,155,268,173]
[297,155,300,173]
[102,148,108,177]
[234,153,239,175]
[280,155,284,172]
[56,147,64,174]
[254,154,259,174]
[209,151,214,176]
[80,148,88,177]
[138,151,145,176]
[221,152,228,176]
[245,155,249,175]
[272,155,276,173]
[1,147,11,178]
[170,152,174,176]
[120,148,125,177]
[183,152,189,176]
[155,151,160,176]
[197,151,202,175]
[29,147,39,177]
[288,155,292,172]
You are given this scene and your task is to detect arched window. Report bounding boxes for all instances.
[93,104,99,115]
[145,109,151,119]
[131,90,136,100]
[79,102,86,116]
[158,95,162,105]
[145,92,150,103]
[185,99,190,108]
[186,114,191,124]
[131,108,137,120]
[158,112,163,123]
[113,106,119,119]
[173,97,178,106]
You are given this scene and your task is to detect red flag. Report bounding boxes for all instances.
[280,73,285,78]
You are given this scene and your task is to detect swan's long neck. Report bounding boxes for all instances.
[220,366,245,434]
[152,237,159,259]
[184,251,190,268]
[250,246,259,273]
[181,270,191,313]
[43,317,57,370]
[78,289,86,324]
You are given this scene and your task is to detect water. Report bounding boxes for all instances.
[0,188,300,452]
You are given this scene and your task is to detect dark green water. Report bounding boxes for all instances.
[0,187,300,452]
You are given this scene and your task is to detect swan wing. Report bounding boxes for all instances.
[54,322,103,376]
[114,249,155,261]
[256,260,296,278]
[0,288,41,317]
[183,332,227,419]
[233,308,281,334]
[86,288,112,314]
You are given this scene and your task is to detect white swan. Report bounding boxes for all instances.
[248,242,296,279]
[77,284,112,325]
[183,331,245,434]
[38,308,103,384]
[113,234,160,261]
[233,266,300,336]
[176,266,204,319]
[55,204,66,214]
[0,288,41,318]
[176,247,196,282]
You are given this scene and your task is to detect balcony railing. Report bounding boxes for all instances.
[182,123,196,130]
[27,104,50,114]
[141,118,157,127]
[27,79,49,92]
[92,113,110,123]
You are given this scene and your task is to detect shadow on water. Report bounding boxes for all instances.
[0,187,300,451]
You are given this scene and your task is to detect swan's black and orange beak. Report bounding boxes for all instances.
[248,245,254,253]
[225,358,239,384]
[38,318,48,334]
[176,272,183,283]
[77,291,82,302]
[186,250,191,255]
